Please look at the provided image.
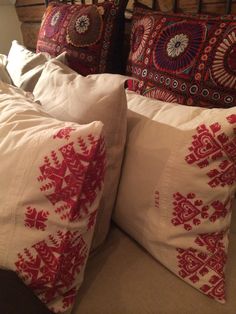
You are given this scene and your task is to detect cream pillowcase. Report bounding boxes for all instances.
[33,60,127,250]
[7,40,49,87]
[6,40,67,92]
[0,54,12,84]
[113,90,236,303]
[0,81,105,313]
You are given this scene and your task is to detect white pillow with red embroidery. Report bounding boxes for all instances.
[113,90,236,303]
[0,81,105,313]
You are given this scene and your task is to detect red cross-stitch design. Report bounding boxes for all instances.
[15,230,88,309]
[172,192,209,231]
[176,232,227,302]
[227,114,236,134]
[185,121,236,187]
[172,192,232,230]
[37,134,105,222]
[87,209,98,231]
[61,287,77,310]
[24,207,49,231]
[227,114,236,125]
[154,190,159,209]
[53,127,75,140]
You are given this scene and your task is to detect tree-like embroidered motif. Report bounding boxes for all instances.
[37,134,106,222]
[172,192,232,230]
[53,127,76,140]
[24,207,49,231]
[15,231,88,307]
[176,232,227,301]
[185,121,236,187]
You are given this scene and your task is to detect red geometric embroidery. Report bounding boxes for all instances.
[185,122,236,187]
[37,135,105,222]
[207,161,236,188]
[62,287,77,310]
[227,114,236,124]
[210,198,232,222]
[172,192,231,230]
[24,207,49,231]
[15,230,88,307]
[176,232,227,302]
[172,193,209,231]
[87,209,98,231]
[53,127,75,140]
[226,114,236,134]
[154,190,159,209]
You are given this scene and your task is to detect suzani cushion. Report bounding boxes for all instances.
[36,1,127,75]
[113,90,236,303]
[33,59,127,250]
[126,7,236,108]
[0,81,105,313]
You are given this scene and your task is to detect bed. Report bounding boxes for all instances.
[0,0,236,313]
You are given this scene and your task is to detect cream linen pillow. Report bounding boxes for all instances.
[33,60,127,250]
[7,40,49,87]
[0,54,12,84]
[6,40,67,92]
[113,90,236,303]
[0,81,105,313]
[19,52,67,93]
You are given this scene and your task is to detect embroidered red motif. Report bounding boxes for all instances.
[176,232,227,301]
[53,127,75,140]
[185,122,236,187]
[15,231,88,307]
[172,193,232,230]
[154,191,160,209]
[210,198,232,222]
[61,287,77,310]
[37,135,105,222]
[87,209,98,231]
[227,114,236,124]
[172,192,209,231]
[24,207,49,231]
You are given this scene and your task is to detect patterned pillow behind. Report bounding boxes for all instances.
[37,1,127,75]
[126,7,236,108]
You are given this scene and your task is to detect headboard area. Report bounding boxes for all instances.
[15,0,236,51]
[132,0,235,14]
[15,0,236,53]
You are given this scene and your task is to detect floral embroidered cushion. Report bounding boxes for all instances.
[36,0,127,75]
[113,90,236,303]
[126,7,236,108]
[33,59,127,250]
[0,81,105,313]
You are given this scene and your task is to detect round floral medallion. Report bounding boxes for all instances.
[67,5,103,47]
[153,21,206,73]
[211,30,236,89]
[43,7,67,38]
[75,15,90,34]
[167,34,189,58]
[130,17,154,62]
[51,12,60,26]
